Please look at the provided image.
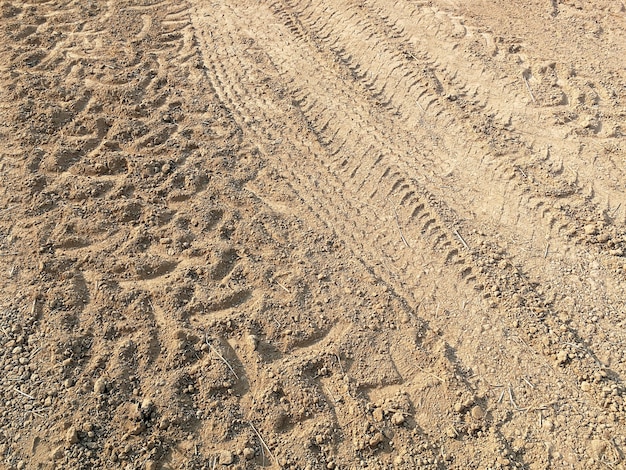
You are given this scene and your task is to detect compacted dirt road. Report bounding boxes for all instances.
[1,0,626,468]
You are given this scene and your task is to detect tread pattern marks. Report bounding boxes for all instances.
[193,2,471,299]
[190,0,626,431]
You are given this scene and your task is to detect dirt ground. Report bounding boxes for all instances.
[1,0,626,468]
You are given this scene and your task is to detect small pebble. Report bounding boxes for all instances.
[94,377,107,394]
[471,405,485,420]
[391,412,405,426]
[369,432,384,447]
[219,450,234,465]
[243,447,255,460]
[50,446,64,460]
[590,439,607,458]
[584,224,597,235]
[247,335,258,351]
[141,397,153,412]
[66,426,79,445]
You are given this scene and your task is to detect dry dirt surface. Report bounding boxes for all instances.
[1,0,626,468]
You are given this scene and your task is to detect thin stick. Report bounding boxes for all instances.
[385,407,414,417]
[275,280,290,293]
[416,365,444,383]
[522,75,536,103]
[0,205,17,214]
[544,243,549,258]
[453,229,470,250]
[508,385,520,410]
[335,353,344,375]
[522,377,535,389]
[14,388,35,400]
[611,203,621,218]
[206,339,239,380]
[497,390,505,404]
[393,207,410,248]
[248,421,275,463]
[323,384,340,404]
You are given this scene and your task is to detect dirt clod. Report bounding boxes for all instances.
[93,377,107,394]
[219,450,235,465]
[65,426,79,445]
[369,432,384,447]
[391,412,405,425]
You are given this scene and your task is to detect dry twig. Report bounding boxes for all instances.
[248,421,275,464]
[206,337,239,380]
[14,388,35,400]
[393,206,410,248]
[522,74,536,103]
[453,229,470,250]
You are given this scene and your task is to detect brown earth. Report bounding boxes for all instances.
[1,0,626,468]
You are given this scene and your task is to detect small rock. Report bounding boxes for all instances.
[581,381,591,392]
[590,439,607,458]
[247,335,258,351]
[369,432,384,447]
[391,412,405,426]
[141,397,154,412]
[65,426,79,445]
[145,460,157,470]
[243,447,255,460]
[372,408,384,422]
[94,377,107,394]
[219,450,234,465]
[556,350,568,364]
[584,224,598,235]
[50,446,64,460]
[16,461,25,470]
[542,419,554,431]
[471,405,485,420]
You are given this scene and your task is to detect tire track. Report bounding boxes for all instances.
[261,0,626,420]
[276,0,574,251]
[189,0,626,446]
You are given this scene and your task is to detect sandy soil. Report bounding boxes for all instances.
[1,0,626,468]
